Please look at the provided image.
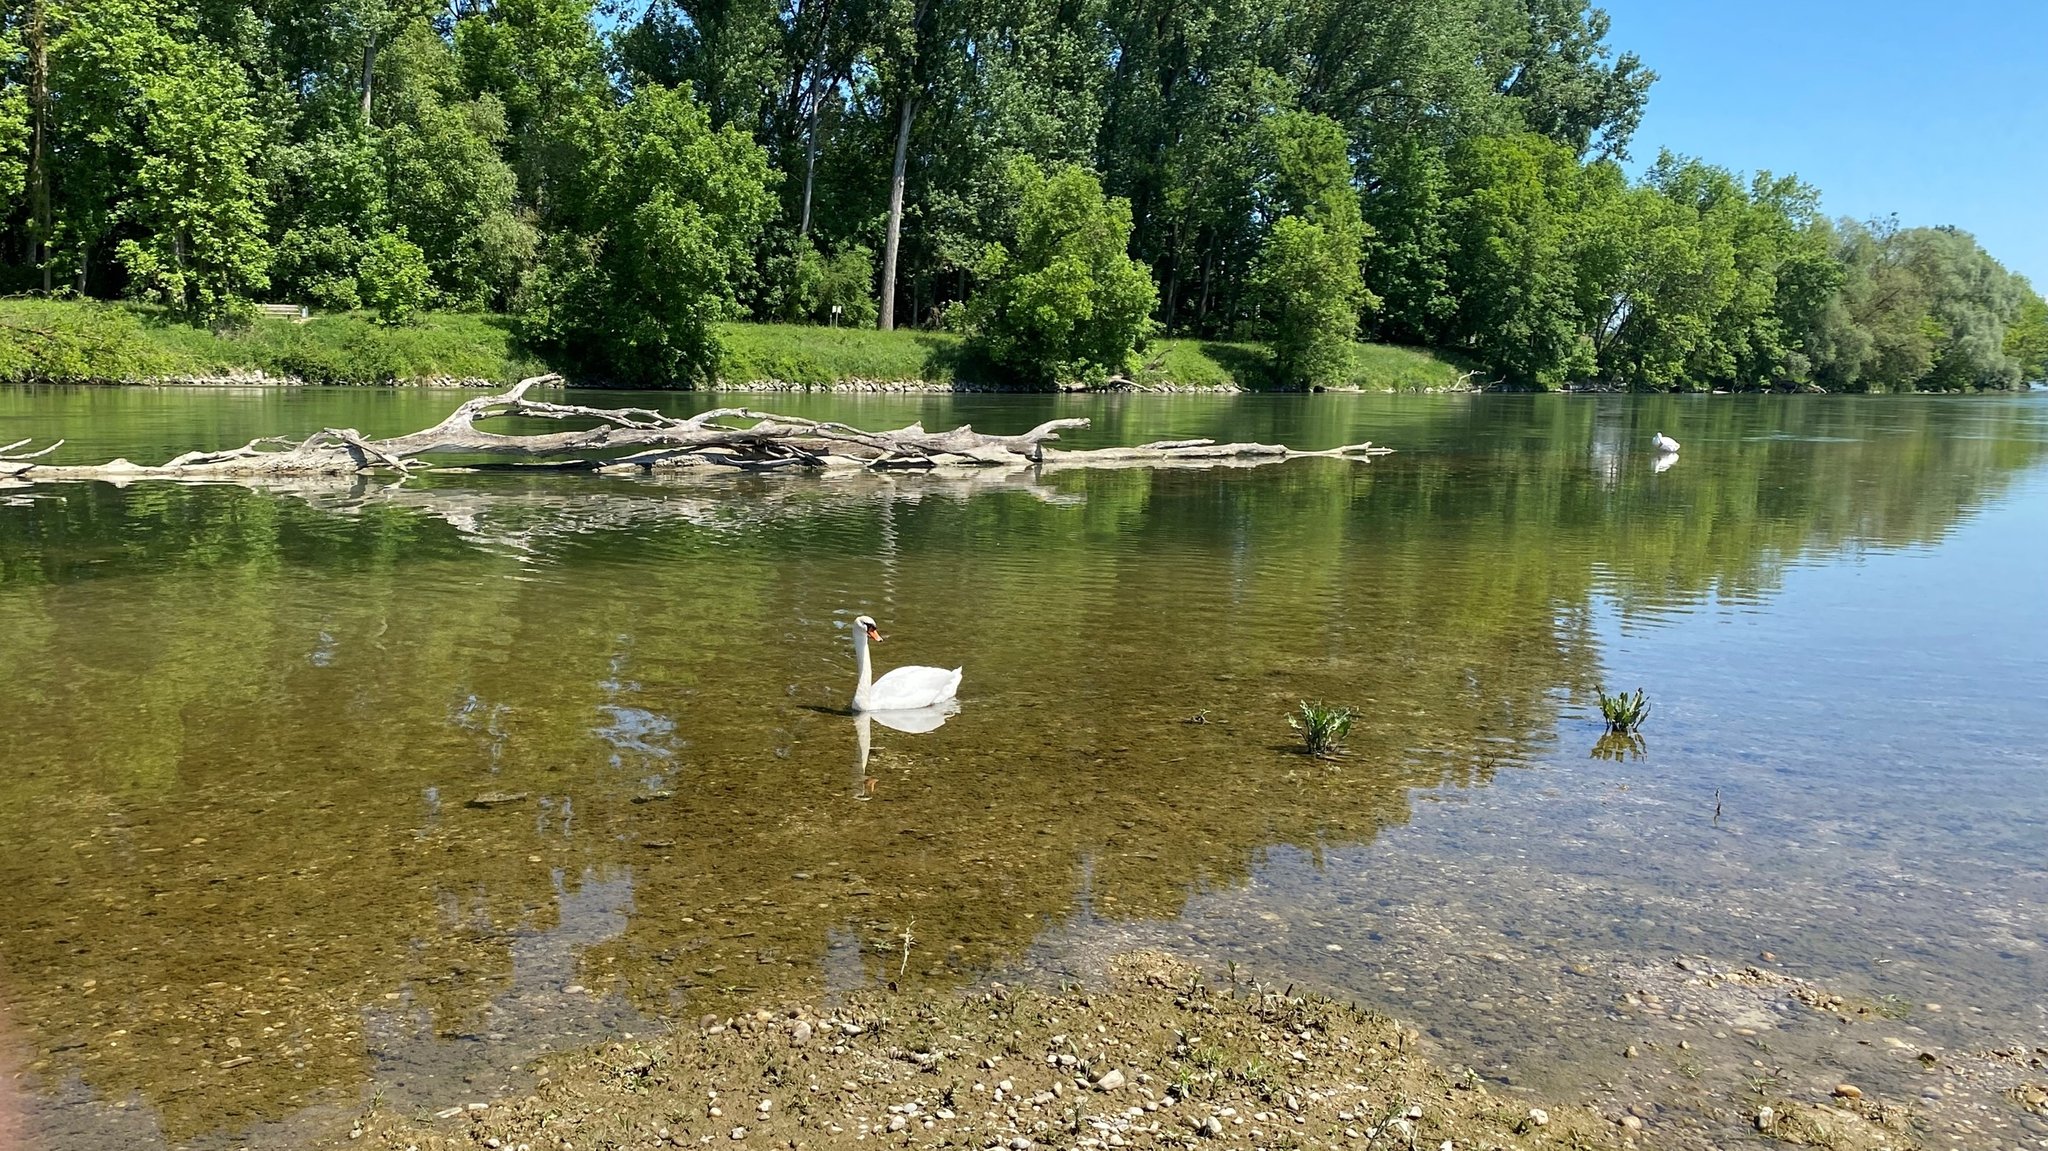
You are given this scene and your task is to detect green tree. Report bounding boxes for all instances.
[2006,290,2048,383]
[358,231,430,324]
[1441,132,1594,387]
[114,39,272,320]
[515,83,775,385]
[1249,111,1374,386]
[966,160,1156,386]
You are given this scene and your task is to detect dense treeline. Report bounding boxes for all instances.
[0,0,2042,390]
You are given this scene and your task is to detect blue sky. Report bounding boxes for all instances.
[1598,0,2048,289]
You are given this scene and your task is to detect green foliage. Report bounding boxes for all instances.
[1288,700,1356,759]
[2006,291,2048,383]
[1810,219,2035,392]
[1596,687,1652,733]
[358,233,433,325]
[1249,112,1376,388]
[515,83,776,385]
[818,244,879,328]
[967,160,1157,387]
[272,226,367,312]
[0,0,2028,392]
[1253,217,1368,388]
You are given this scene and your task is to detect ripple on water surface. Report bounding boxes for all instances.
[0,390,2045,1149]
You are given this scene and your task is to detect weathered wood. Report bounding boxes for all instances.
[2,375,1393,482]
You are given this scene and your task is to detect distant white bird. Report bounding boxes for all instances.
[1652,432,1681,454]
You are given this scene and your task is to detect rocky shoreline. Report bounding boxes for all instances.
[343,952,1626,1151]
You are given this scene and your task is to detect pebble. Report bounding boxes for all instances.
[1201,1117,1225,1138]
[790,1021,813,1047]
[1527,1108,1549,1127]
[1620,1115,1643,1132]
[1756,1106,1775,1131]
[887,1116,908,1132]
[729,1129,745,1142]
[1833,1084,1863,1100]
[1094,1069,1127,1092]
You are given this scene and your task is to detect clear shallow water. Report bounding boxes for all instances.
[1,388,2045,1148]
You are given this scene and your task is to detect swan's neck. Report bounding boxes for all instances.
[852,629,873,710]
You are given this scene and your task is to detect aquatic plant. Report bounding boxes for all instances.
[1288,700,1356,758]
[1597,687,1653,732]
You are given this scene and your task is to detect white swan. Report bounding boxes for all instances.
[850,615,961,712]
[1652,431,1681,453]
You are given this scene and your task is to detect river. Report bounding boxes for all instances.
[1,387,2044,1149]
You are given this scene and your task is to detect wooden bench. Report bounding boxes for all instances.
[257,303,310,323]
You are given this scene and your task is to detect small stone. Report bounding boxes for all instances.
[1010,1139,1032,1150]
[1527,1108,1550,1128]
[1200,1117,1224,1138]
[466,791,529,809]
[1756,1107,1775,1131]
[729,1127,746,1141]
[757,1100,772,1115]
[1619,1115,1643,1132]
[887,1116,907,1133]
[1093,1069,1127,1092]
[1832,1084,1863,1100]
[1760,951,1777,962]
[790,1021,813,1046]
[1624,1045,1640,1058]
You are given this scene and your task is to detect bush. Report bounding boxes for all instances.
[966,160,1157,387]
[818,243,878,328]
[271,226,366,311]
[358,233,433,326]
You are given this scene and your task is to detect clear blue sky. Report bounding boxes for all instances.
[1599,0,2048,289]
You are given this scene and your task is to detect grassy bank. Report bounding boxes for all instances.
[0,298,543,385]
[0,299,1471,391]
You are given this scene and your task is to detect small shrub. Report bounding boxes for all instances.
[1597,687,1653,732]
[1288,699,1356,758]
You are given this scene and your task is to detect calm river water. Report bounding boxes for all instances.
[1,387,2045,1150]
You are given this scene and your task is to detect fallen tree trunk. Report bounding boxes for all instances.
[2,375,1392,482]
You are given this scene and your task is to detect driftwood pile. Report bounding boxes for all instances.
[1,375,1391,482]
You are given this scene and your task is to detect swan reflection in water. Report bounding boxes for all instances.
[1652,450,1680,474]
[855,701,961,798]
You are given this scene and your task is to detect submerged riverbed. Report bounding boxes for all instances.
[1,389,2045,1150]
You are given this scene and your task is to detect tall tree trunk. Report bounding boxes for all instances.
[799,72,823,235]
[878,94,915,331]
[798,1,832,236]
[360,38,377,125]
[28,0,51,292]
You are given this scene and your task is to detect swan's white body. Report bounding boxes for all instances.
[1652,432,1682,453]
[851,615,961,712]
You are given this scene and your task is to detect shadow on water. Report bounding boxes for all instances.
[0,392,2045,1146]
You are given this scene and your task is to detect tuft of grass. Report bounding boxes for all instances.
[1597,687,1653,733]
[1288,699,1356,758]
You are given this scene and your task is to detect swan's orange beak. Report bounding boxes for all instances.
[864,623,884,643]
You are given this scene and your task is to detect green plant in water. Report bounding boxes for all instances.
[1597,687,1653,732]
[1288,699,1356,758]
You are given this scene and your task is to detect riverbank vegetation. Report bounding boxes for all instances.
[0,299,1468,389]
[0,0,2041,392]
